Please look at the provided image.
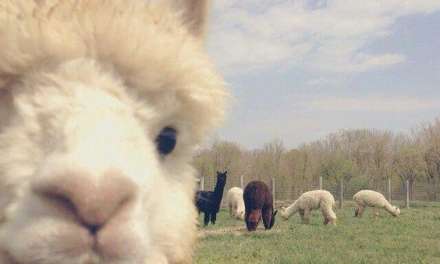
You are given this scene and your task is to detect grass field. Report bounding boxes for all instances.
[194,202,440,264]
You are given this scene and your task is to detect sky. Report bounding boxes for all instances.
[205,0,440,149]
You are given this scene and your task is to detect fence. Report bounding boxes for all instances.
[197,174,440,208]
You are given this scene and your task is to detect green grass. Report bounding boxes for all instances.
[194,202,440,264]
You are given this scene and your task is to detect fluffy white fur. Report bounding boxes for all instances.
[353,190,400,217]
[226,187,245,220]
[280,190,337,225]
[0,0,227,263]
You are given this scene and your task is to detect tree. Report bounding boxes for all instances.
[319,145,354,208]
[418,118,440,199]
[392,135,426,200]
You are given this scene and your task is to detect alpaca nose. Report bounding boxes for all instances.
[32,168,136,233]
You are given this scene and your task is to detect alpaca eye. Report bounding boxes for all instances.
[156,127,177,156]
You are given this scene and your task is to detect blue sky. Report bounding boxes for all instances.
[206,0,440,149]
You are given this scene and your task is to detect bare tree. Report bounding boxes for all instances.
[392,134,426,200]
[193,117,440,204]
[419,119,440,199]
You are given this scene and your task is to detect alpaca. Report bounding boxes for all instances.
[196,171,227,226]
[280,190,337,225]
[243,181,277,231]
[353,190,400,217]
[0,0,228,263]
[226,187,245,220]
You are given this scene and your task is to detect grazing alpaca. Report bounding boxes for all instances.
[196,171,228,226]
[280,190,337,225]
[353,190,400,217]
[243,181,277,231]
[0,0,227,263]
[226,187,245,220]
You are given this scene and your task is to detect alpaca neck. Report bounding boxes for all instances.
[213,180,225,199]
[282,200,299,219]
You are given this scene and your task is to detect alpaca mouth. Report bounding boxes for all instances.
[3,223,136,264]
[246,222,259,231]
[4,247,102,264]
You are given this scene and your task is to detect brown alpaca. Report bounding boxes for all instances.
[243,181,277,231]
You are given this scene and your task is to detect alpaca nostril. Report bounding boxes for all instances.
[87,224,101,236]
[38,191,78,215]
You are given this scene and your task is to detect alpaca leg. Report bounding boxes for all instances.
[299,209,305,223]
[229,205,233,217]
[321,208,329,225]
[303,208,310,224]
[203,212,210,226]
[373,208,380,217]
[357,206,365,217]
[354,207,359,217]
[211,213,217,225]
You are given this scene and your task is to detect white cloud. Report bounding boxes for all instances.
[351,53,406,71]
[207,0,440,75]
[309,96,440,112]
[306,76,344,87]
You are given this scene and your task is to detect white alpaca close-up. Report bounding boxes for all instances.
[280,190,337,225]
[226,187,245,220]
[353,190,401,218]
[0,0,227,263]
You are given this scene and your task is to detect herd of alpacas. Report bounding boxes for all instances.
[223,185,400,230]
[0,0,403,263]
[200,173,400,231]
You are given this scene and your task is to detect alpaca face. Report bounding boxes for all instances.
[269,210,278,229]
[216,171,228,183]
[262,209,277,230]
[0,1,226,263]
[238,210,245,220]
[394,207,401,216]
[245,210,262,231]
[280,206,289,220]
[0,75,189,263]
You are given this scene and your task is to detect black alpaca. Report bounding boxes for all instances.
[195,171,227,226]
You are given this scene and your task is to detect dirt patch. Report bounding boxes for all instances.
[198,226,282,238]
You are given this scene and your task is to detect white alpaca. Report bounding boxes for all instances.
[0,0,227,263]
[280,190,337,225]
[353,190,400,217]
[226,187,245,220]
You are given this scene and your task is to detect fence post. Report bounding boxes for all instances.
[319,176,323,190]
[406,179,410,209]
[240,174,244,189]
[272,177,276,202]
[201,175,205,191]
[387,177,392,202]
[339,178,344,209]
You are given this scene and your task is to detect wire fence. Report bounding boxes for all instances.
[197,174,440,208]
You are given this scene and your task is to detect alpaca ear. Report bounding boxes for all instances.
[176,0,210,39]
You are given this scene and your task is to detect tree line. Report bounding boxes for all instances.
[193,118,440,201]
